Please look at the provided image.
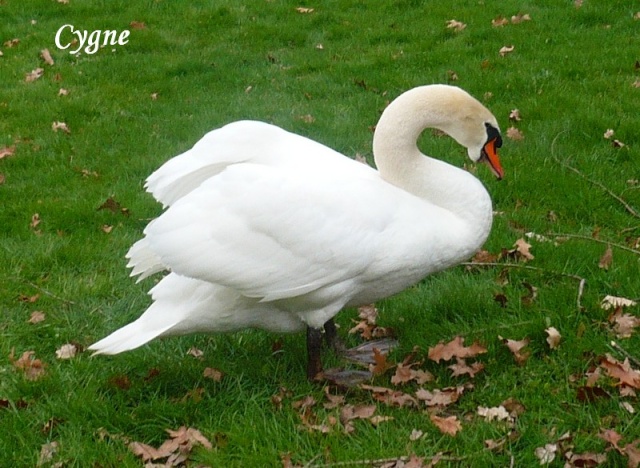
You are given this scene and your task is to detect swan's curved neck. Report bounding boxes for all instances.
[372,86,494,249]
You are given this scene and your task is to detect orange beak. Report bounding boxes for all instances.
[481,138,504,180]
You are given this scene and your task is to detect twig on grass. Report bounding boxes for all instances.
[15,279,77,305]
[550,131,640,219]
[463,262,586,310]
[547,233,640,256]
[608,340,640,368]
[307,454,465,467]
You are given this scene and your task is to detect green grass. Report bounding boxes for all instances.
[2,0,640,466]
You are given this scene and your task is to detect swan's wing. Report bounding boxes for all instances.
[142,162,396,302]
[145,121,350,207]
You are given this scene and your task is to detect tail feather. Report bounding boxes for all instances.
[88,320,175,355]
[126,236,166,282]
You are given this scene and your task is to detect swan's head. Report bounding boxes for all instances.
[429,86,504,180]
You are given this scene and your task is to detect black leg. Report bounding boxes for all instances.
[306,326,323,381]
[323,318,345,352]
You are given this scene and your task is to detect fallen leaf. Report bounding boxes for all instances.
[500,336,531,365]
[97,196,130,216]
[429,414,462,436]
[58,88,69,96]
[545,327,561,349]
[38,441,59,466]
[298,114,315,123]
[477,405,513,423]
[446,19,467,32]
[410,428,424,441]
[506,126,524,141]
[0,145,16,160]
[492,16,509,27]
[369,415,394,426]
[428,336,487,362]
[511,13,532,24]
[521,282,538,305]
[509,109,522,121]
[499,45,515,56]
[186,347,204,359]
[598,429,623,450]
[604,129,615,139]
[535,443,557,464]
[598,245,613,270]
[25,68,44,82]
[416,385,467,407]
[11,350,46,380]
[609,310,640,339]
[4,38,20,48]
[55,343,78,359]
[101,225,113,233]
[40,48,54,66]
[370,347,394,375]
[295,7,314,13]
[203,367,223,381]
[601,295,637,310]
[150,92,158,100]
[599,354,640,389]
[52,121,70,134]
[28,311,46,324]
[129,21,146,29]
[448,357,484,378]
[513,238,534,260]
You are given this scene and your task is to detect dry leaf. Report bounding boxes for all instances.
[203,367,223,381]
[58,88,69,96]
[129,21,146,29]
[492,16,509,27]
[601,296,637,310]
[598,245,613,270]
[11,350,46,380]
[506,126,524,141]
[40,48,54,66]
[535,443,557,464]
[4,38,20,48]
[545,327,561,349]
[599,354,640,389]
[55,343,78,359]
[410,428,424,441]
[416,386,466,407]
[428,336,487,362]
[499,45,515,56]
[0,145,16,160]
[511,13,532,24]
[609,311,640,339]
[500,336,530,365]
[430,414,462,436]
[101,225,113,234]
[25,68,44,82]
[370,347,394,375]
[446,19,467,32]
[509,109,522,121]
[448,357,484,378]
[52,121,70,133]
[28,311,46,324]
[298,114,315,123]
[513,238,534,260]
[38,441,59,466]
[477,405,512,422]
[186,347,204,359]
[604,129,615,139]
[150,92,158,100]
[296,7,314,13]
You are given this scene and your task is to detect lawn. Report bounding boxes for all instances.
[1,0,639,466]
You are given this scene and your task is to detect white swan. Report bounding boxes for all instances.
[89,84,504,379]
